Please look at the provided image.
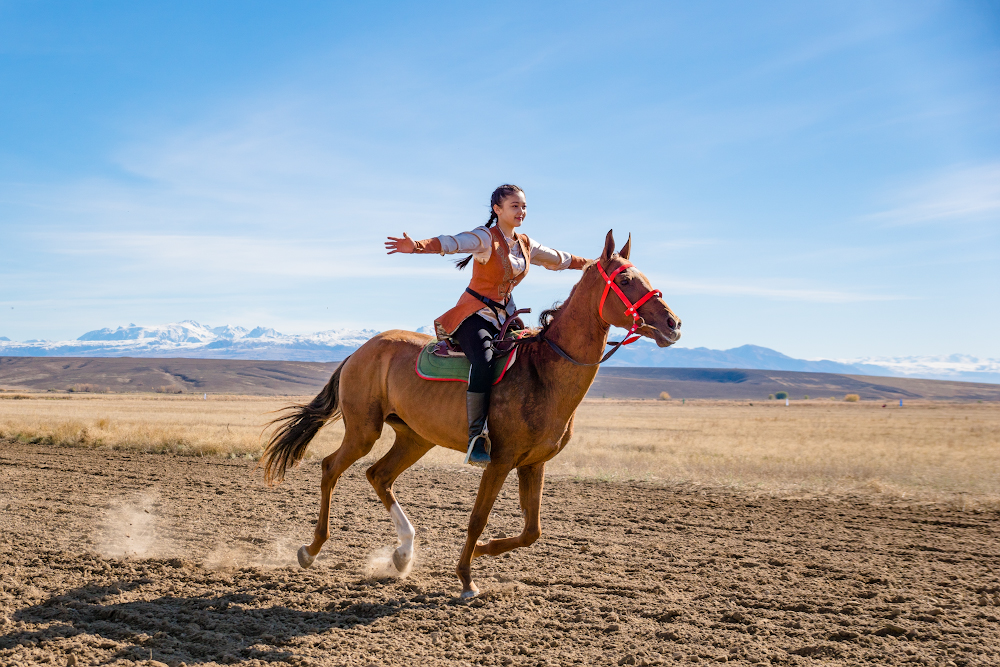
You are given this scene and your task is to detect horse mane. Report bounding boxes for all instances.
[536,304,562,338]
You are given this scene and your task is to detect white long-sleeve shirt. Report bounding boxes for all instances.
[436,225,574,270]
[435,225,574,327]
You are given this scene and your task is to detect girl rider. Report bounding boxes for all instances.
[385,184,586,467]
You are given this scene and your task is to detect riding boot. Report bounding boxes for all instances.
[463,391,491,468]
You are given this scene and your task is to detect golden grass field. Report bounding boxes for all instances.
[1,392,997,506]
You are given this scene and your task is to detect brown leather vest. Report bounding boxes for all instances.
[434,226,531,338]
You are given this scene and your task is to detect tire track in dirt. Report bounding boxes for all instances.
[1,443,998,666]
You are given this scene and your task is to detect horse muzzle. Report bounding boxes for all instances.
[638,323,681,348]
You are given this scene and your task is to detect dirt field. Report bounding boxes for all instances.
[2,441,999,667]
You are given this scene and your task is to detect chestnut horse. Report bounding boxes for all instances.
[261,230,681,598]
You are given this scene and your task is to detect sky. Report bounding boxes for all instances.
[1,1,998,359]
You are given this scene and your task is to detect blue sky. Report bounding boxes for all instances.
[1,1,998,359]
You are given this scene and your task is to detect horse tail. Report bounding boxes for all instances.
[260,357,349,485]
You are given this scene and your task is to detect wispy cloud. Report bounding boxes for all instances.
[865,163,1000,226]
[44,232,454,280]
[649,275,906,303]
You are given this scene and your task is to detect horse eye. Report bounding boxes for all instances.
[619,276,631,285]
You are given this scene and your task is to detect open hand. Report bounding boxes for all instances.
[385,233,416,254]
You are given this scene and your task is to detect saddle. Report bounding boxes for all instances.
[431,308,532,358]
[416,341,518,384]
[417,309,534,385]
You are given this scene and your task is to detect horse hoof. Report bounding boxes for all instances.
[297,545,316,569]
[460,589,478,599]
[392,548,411,572]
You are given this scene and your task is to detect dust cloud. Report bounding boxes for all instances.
[204,532,302,571]
[93,492,168,559]
[93,491,300,570]
[364,543,415,579]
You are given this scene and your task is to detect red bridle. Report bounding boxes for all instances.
[597,261,663,345]
[541,257,666,366]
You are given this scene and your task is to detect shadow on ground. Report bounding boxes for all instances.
[3,570,458,665]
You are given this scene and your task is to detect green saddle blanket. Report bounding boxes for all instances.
[415,341,518,385]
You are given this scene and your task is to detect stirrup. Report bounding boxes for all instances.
[464,430,491,468]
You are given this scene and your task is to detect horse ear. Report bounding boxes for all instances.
[619,234,631,260]
[601,230,616,261]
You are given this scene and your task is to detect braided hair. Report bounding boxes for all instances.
[455,184,524,270]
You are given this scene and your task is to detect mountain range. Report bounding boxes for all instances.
[1,320,997,384]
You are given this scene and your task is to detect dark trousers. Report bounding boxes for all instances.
[454,314,500,394]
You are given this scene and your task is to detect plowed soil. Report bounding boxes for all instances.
[2,442,998,667]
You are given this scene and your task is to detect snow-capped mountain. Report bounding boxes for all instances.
[0,321,997,383]
[77,321,225,343]
[210,325,250,340]
[72,321,298,344]
[836,354,1000,384]
[0,320,380,362]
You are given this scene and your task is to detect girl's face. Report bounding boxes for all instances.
[493,191,527,230]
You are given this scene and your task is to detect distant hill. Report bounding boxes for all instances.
[0,357,340,395]
[588,367,1000,401]
[601,342,884,374]
[1,357,998,401]
[1,320,997,384]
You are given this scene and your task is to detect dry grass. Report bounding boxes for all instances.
[555,399,1000,506]
[0,393,298,458]
[1,393,997,504]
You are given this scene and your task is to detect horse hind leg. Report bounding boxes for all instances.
[299,420,382,568]
[365,422,434,574]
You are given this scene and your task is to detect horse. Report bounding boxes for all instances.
[260,230,682,598]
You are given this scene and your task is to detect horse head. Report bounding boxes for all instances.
[595,230,682,348]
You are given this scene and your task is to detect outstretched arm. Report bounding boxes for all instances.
[526,237,587,270]
[385,233,441,254]
[386,227,491,257]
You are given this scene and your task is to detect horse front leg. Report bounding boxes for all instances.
[473,462,544,558]
[456,462,512,598]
